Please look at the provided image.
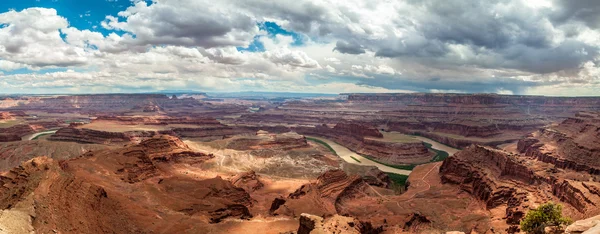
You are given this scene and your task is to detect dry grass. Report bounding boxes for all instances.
[377,131,420,143]
[0,119,23,128]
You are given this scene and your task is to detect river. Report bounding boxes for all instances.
[307,136,413,175]
[307,134,460,176]
[25,130,58,140]
[412,136,460,155]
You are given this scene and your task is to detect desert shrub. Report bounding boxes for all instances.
[520,202,572,234]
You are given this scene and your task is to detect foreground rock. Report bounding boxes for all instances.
[270,169,378,217]
[441,144,600,232]
[0,136,262,233]
[565,215,600,233]
[297,213,381,234]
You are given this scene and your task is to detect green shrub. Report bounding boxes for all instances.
[386,173,409,194]
[306,137,337,155]
[520,203,572,234]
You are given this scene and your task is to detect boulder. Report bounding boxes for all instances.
[566,215,600,234]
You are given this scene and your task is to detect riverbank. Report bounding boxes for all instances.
[24,130,58,141]
[306,136,413,175]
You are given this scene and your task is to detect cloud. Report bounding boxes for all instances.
[551,0,600,29]
[0,8,89,67]
[2,0,600,96]
[333,40,366,54]
[0,60,25,71]
[264,48,320,68]
[102,0,259,48]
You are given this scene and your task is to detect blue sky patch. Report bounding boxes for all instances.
[238,21,305,52]
[0,0,131,36]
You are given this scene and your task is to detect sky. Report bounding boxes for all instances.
[0,0,599,95]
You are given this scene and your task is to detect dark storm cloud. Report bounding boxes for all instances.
[501,39,600,74]
[408,0,554,49]
[551,0,600,29]
[333,40,366,54]
[374,37,449,58]
[354,74,550,95]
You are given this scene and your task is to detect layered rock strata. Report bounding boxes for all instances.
[296,122,432,164]
[518,112,600,175]
[440,145,600,231]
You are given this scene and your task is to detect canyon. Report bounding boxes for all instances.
[1,93,600,233]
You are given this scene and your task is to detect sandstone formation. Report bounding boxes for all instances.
[441,145,600,232]
[171,126,251,141]
[518,112,600,174]
[224,131,308,151]
[229,171,264,192]
[0,94,249,121]
[565,215,600,234]
[47,127,181,144]
[341,163,392,188]
[79,135,215,183]
[296,122,432,164]
[0,135,264,233]
[296,213,381,234]
[49,127,134,144]
[93,115,222,126]
[0,124,36,142]
[270,169,374,217]
[0,140,108,171]
[0,112,12,120]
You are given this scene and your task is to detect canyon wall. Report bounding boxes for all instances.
[440,145,600,230]
[517,112,600,175]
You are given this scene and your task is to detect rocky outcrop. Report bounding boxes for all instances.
[518,112,600,175]
[0,157,140,234]
[171,126,251,141]
[49,127,132,144]
[4,94,170,113]
[0,112,12,120]
[94,116,222,126]
[0,120,64,142]
[0,141,253,232]
[342,164,391,188]
[0,134,21,142]
[142,105,160,112]
[229,171,264,192]
[0,124,36,142]
[331,122,383,138]
[225,131,308,151]
[440,145,600,229]
[48,127,177,144]
[297,213,381,234]
[440,146,532,227]
[156,176,253,223]
[565,215,600,234]
[96,135,214,183]
[296,122,432,164]
[271,170,375,217]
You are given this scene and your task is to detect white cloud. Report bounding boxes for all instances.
[1,1,600,95]
[0,8,89,67]
[101,0,259,48]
